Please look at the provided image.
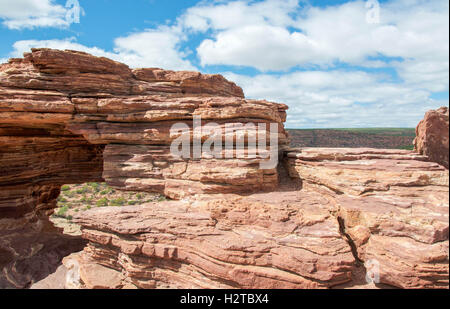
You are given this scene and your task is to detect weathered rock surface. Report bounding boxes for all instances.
[69,186,356,289]
[0,49,288,202]
[0,48,287,287]
[414,106,449,169]
[0,49,448,289]
[0,220,86,288]
[286,148,449,288]
[65,146,449,289]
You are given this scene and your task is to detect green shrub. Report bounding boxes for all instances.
[63,191,75,198]
[61,185,71,191]
[136,193,142,200]
[88,182,101,192]
[56,205,69,217]
[110,197,126,206]
[76,186,89,194]
[80,196,93,204]
[96,198,109,207]
[157,195,166,202]
[57,196,68,203]
[127,200,139,205]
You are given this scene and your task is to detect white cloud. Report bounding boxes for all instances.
[198,24,318,71]
[113,26,195,70]
[0,0,79,29]
[224,70,448,128]
[191,0,448,75]
[180,0,299,32]
[7,27,196,71]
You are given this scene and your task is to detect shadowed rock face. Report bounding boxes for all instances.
[414,107,449,169]
[0,49,448,289]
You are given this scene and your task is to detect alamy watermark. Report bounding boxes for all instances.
[65,0,82,24]
[65,258,81,288]
[169,116,279,169]
[366,0,380,24]
[365,259,380,284]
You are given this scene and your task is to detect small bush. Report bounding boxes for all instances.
[56,205,69,217]
[110,197,126,206]
[96,198,109,207]
[57,196,68,203]
[88,182,101,192]
[61,185,71,191]
[63,191,75,198]
[127,200,139,205]
[76,186,89,194]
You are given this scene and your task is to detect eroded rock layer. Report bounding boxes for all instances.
[286,148,449,288]
[414,107,449,169]
[69,187,356,289]
[0,49,448,289]
[0,48,288,202]
[0,49,287,287]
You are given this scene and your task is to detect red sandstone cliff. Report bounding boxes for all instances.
[0,49,448,289]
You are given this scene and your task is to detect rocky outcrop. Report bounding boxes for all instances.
[68,186,356,289]
[0,49,448,289]
[0,49,288,202]
[414,107,449,169]
[286,148,449,288]
[0,48,287,287]
[59,147,448,289]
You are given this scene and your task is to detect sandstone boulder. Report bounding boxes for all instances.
[414,107,449,168]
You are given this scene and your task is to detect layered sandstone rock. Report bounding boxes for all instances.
[286,148,449,288]
[414,106,449,169]
[63,147,448,289]
[68,186,356,289]
[0,49,287,287]
[1,49,448,289]
[0,48,288,202]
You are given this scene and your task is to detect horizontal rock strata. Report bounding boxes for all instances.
[286,148,449,288]
[1,49,448,289]
[0,49,287,287]
[69,188,356,289]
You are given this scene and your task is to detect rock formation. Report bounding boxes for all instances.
[286,148,449,288]
[0,49,448,289]
[0,48,287,288]
[414,107,449,169]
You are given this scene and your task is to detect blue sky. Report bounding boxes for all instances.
[0,0,448,128]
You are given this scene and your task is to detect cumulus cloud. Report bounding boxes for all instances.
[180,0,299,32]
[185,0,448,127]
[224,70,447,128]
[0,0,82,29]
[112,26,195,70]
[7,27,196,71]
[190,0,448,73]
